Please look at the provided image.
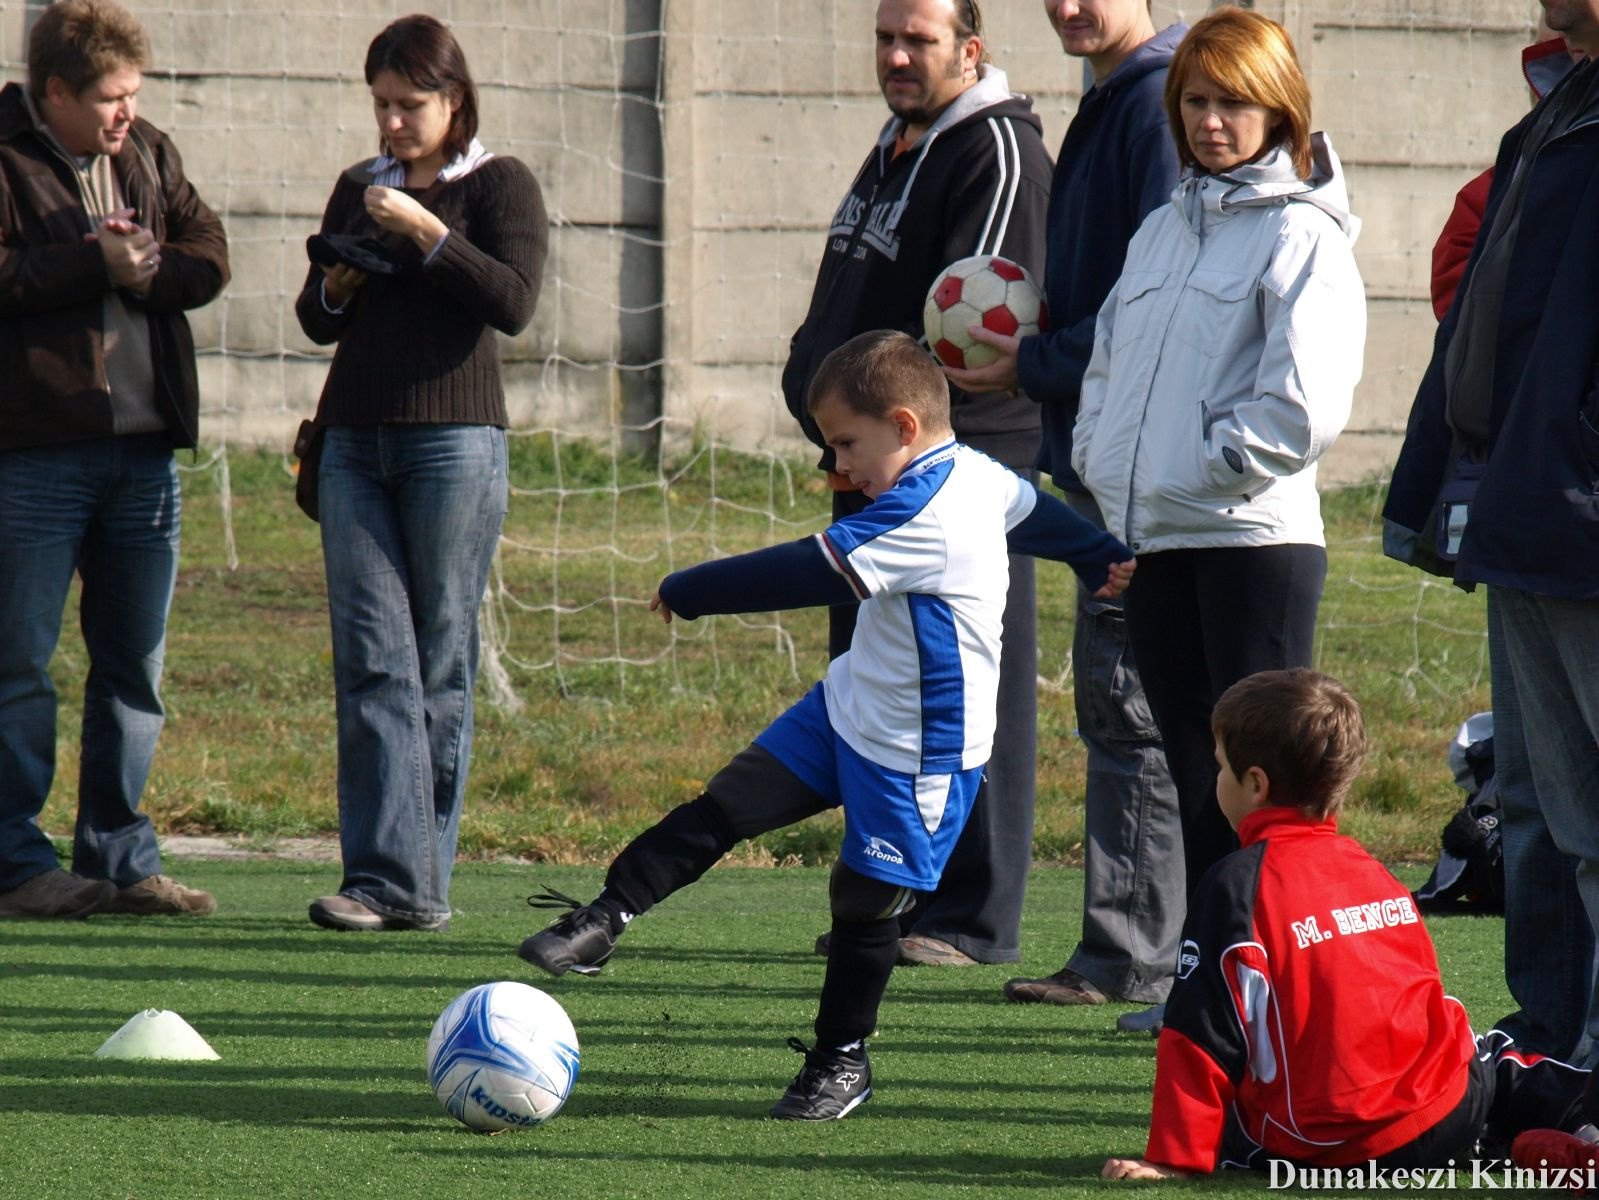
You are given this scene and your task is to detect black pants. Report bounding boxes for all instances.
[828,483,1038,963]
[1122,544,1326,899]
[598,744,913,1049]
[1225,1030,1593,1171]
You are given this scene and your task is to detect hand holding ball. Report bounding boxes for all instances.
[922,255,1046,370]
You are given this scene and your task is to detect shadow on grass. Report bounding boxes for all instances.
[5,924,835,970]
[2,1057,417,1082]
[2,959,495,989]
[575,1067,1155,1102]
[573,1092,1155,1128]
[517,976,838,1003]
[0,1066,1154,1138]
[615,945,833,967]
[400,1144,1167,1189]
[0,1077,438,1131]
[5,921,520,958]
[6,1005,440,1037]
[568,1028,1161,1066]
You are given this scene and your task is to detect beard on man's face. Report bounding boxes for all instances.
[879,54,965,126]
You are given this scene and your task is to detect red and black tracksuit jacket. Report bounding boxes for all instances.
[1145,806,1476,1174]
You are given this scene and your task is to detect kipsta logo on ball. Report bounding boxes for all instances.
[922,255,1047,370]
[426,980,580,1133]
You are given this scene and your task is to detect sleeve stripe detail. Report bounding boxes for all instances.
[816,531,869,600]
[974,117,1022,257]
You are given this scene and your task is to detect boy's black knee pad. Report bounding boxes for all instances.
[828,861,915,924]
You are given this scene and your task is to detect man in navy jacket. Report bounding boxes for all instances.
[1384,23,1595,1065]
[1384,0,1599,1063]
[947,0,1186,1021]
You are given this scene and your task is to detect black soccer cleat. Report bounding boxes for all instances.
[769,1037,872,1121]
[518,886,617,977]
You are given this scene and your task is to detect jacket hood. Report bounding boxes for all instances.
[861,65,1044,253]
[874,63,1042,152]
[1174,131,1360,241]
[1093,23,1187,99]
[1524,36,1575,101]
[0,82,37,142]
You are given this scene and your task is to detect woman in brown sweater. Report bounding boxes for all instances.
[295,13,546,932]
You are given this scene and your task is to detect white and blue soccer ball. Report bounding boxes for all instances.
[426,981,580,1132]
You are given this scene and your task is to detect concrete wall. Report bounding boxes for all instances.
[3,0,1543,483]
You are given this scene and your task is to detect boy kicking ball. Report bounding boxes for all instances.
[1103,669,1598,1182]
[517,329,1134,1120]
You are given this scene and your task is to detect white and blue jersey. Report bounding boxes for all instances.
[761,441,1032,890]
[657,437,1128,891]
[815,441,1034,776]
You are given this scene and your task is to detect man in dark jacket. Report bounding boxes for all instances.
[946,0,1185,1023]
[1384,0,1599,1061]
[1387,24,1595,1066]
[782,0,1051,966]
[0,0,229,919]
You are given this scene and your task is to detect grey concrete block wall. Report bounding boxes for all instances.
[1,0,1544,484]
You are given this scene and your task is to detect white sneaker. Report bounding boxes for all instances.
[1116,1003,1166,1034]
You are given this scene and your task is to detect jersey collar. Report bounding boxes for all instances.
[1237,804,1339,848]
[900,439,959,480]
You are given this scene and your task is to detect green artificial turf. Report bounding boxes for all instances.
[0,860,1517,1199]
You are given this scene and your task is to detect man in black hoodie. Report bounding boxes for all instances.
[782,0,1051,968]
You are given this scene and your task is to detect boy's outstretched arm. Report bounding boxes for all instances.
[653,537,858,623]
[1007,487,1135,598]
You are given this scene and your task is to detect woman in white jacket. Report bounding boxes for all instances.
[1071,7,1365,976]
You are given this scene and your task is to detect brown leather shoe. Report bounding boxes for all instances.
[0,869,116,918]
[105,875,217,916]
[1002,966,1109,1005]
[309,893,449,932]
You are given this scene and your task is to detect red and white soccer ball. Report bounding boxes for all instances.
[922,255,1047,370]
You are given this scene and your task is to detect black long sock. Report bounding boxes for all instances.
[814,915,899,1050]
[594,794,737,930]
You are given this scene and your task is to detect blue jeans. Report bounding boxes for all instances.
[0,435,178,890]
[1488,588,1599,1062]
[319,425,508,923]
[1497,587,1599,1063]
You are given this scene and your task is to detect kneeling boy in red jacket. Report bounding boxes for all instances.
[1103,669,1596,1182]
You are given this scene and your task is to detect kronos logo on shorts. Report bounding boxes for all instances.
[865,837,905,866]
[1176,939,1201,980]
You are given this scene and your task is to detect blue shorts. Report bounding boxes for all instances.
[753,683,984,891]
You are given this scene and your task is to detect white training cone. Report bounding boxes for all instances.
[95,1009,220,1061]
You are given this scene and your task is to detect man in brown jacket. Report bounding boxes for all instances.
[0,0,229,918]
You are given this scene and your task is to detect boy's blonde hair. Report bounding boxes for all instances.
[1211,669,1366,821]
[1164,7,1314,180]
[806,330,952,430]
